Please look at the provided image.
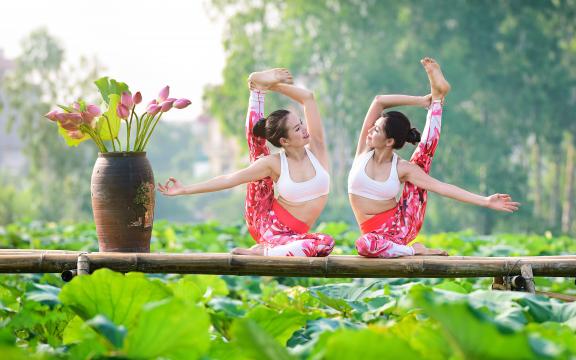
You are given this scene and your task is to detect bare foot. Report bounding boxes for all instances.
[231,244,265,256]
[248,68,293,91]
[412,242,449,256]
[420,57,451,101]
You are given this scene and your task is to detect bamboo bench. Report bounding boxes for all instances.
[1,250,575,298]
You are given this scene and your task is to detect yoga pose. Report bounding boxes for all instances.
[348,58,520,258]
[158,69,334,257]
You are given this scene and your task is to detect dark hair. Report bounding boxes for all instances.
[382,110,421,149]
[253,109,290,147]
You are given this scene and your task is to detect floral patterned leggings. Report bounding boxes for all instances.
[355,100,443,258]
[244,91,334,257]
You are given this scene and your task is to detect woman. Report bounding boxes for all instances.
[159,69,334,257]
[348,58,520,257]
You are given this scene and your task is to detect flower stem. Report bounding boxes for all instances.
[127,107,136,151]
[103,115,117,152]
[80,124,108,153]
[135,113,148,151]
[136,112,158,151]
[140,114,163,150]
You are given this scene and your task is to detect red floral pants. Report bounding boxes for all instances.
[355,101,443,258]
[244,91,334,257]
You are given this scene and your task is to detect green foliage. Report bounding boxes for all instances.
[204,0,576,235]
[59,269,172,326]
[0,28,100,224]
[2,221,575,358]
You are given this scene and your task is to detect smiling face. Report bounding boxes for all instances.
[280,111,310,147]
[366,117,394,149]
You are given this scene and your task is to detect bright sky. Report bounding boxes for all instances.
[0,0,226,121]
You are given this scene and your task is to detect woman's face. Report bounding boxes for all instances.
[366,117,390,148]
[282,111,310,147]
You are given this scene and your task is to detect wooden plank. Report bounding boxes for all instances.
[0,251,575,278]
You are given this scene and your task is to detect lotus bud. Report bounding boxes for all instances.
[68,130,84,139]
[160,100,173,112]
[158,86,169,101]
[173,98,191,109]
[59,113,82,131]
[133,91,142,105]
[81,112,94,125]
[147,99,158,107]
[86,104,101,117]
[146,103,162,116]
[44,110,60,121]
[165,97,177,104]
[117,104,130,119]
[121,91,133,108]
[72,102,81,111]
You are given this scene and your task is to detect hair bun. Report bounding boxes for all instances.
[252,117,267,138]
[406,127,421,144]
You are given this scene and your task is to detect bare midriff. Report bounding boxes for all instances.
[277,195,328,228]
[349,194,398,225]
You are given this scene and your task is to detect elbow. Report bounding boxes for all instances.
[302,90,315,103]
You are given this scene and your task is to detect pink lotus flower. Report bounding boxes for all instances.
[133,91,142,105]
[117,103,130,119]
[68,130,84,139]
[173,98,191,109]
[160,100,173,112]
[44,78,193,153]
[146,103,162,116]
[86,104,101,117]
[121,91,133,108]
[58,113,83,131]
[158,86,169,102]
[44,110,59,121]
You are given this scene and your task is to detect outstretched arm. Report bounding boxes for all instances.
[269,83,326,153]
[355,95,430,157]
[158,157,273,196]
[402,162,520,212]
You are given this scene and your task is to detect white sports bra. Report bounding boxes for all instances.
[348,150,401,201]
[277,147,330,203]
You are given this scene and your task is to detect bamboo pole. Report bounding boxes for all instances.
[0,251,575,278]
[520,264,536,294]
[77,253,90,276]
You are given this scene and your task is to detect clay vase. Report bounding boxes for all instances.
[91,152,155,252]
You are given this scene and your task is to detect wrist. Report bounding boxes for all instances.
[173,187,186,196]
[482,196,490,207]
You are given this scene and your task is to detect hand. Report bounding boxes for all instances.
[486,193,520,212]
[157,177,184,196]
[422,94,432,108]
[422,93,446,107]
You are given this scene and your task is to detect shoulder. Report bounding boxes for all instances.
[306,144,330,169]
[396,158,418,178]
[355,149,372,160]
[255,153,281,176]
[257,153,281,166]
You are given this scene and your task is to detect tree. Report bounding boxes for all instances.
[0,28,102,223]
[204,0,576,234]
